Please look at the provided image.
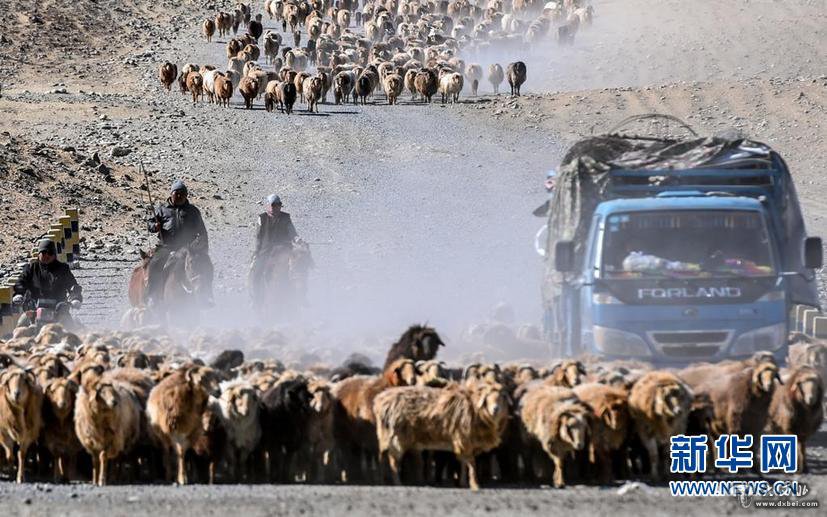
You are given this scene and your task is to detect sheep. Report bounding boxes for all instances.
[202,69,224,104]
[374,380,510,491]
[333,70,355,104]
[74,373,142,485]
[191,403,227,484]
[216,379,261,481]
[304,379,335,482]
[41,377,81,481]
[214,75,234,107]
[545,359,587,388]
[573,383,629,483]
[227,38,243,60]
[263,32,282,64]
[215,11,233,37]
[414,68,438,103]
[487,63,504,94]
[185,71,204,104]
[383,73,404,105]
[158,62,178,92]
[383,324,445,370]
[627,371,692,481]
[354,73,372,105]
[465,63,482,96]
[277,80,297,114]
[789,340,827,385]
[331,358,418,483]
[146,365,219,485]
[249,13,263,41]
[403,68,418,100]
[238,76,259,109]
[303,76,323,113]
[506,61,527,96]
[439,72,463,104]
[286,49,308,72]
[0,367,43,483]
[202,18,216,42]
[518,384,591,488]
[766,366,823,472]
[259,377,313,482]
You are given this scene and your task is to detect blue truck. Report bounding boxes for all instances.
[543,125,822,365]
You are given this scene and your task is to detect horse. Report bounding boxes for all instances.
[256,239,314,319]
[124,248,203,327]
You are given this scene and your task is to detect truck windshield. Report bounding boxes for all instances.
[601,210,776,279]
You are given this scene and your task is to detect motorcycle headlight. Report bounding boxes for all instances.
[730,323,786,355]
[593,326,651,356]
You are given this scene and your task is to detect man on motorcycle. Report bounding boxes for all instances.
[533,169,556,217]
[13,239,82,327]
[249,194,298,296]
[146,179,215,307]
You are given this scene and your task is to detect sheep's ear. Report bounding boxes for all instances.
[185,367,197,385]
[774,370,783,385]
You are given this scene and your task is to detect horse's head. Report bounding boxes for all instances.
[179,248,205,296]
[290,238,314,272]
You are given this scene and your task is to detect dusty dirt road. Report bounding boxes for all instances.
[0,0,826,513]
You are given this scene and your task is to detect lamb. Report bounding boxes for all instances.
[41,377,81,481]
[766,366,823,472]
[331,358,418,482]
[303,76,323,113]
[518,384,591,488]
[439,72,464,104]
[185,71,204,104]
[507,61,527,96]
[238,76,259,109]
[74,373,142,485]
[573,383,629,483]
[202,18,216,43]
[383,73,404,105]
[374,380,510,490]
[487,63,504,94]
[0,367,43,483]
[146,365,219,485]
[627,371,692,481]
[158,62,178,92]
[465,63,483,96]
[215,379,261,481]
[383,324,445,370]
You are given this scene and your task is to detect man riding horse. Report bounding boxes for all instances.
[249,194,299,300]
[145,180,215,309]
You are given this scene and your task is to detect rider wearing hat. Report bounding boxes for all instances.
[249,194,298,296]
[13,239,83,325]
[533,169,557,217]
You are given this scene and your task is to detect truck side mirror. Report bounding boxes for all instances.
[555,240,575,272]
[804,237,823,269]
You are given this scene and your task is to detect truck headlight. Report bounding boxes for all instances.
[592,293,623,304]
[593,326,651,356]
[730,323,786,355]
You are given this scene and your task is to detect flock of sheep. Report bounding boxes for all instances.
[157,0,594,113]
[0,320,824,489]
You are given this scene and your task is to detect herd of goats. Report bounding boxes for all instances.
[157,0,595,112]
[0,321,825,489]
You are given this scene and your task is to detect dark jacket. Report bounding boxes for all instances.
[148,199,209,253]
[255,211,297,254]
[14,260,83,303]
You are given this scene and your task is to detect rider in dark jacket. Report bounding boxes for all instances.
[146,180,214,306]
[250,194,298,295]
[13,239,82,325]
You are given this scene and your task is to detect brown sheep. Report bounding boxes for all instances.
[277,80,297,114]
[41,377,81,481]
[573,383,629,483]
[304,379,336,482]
[227,38,244,60]
[191,403,227,484]
[374,380,510,490]
[465,63,483,96]
[545,359,587,388]
[506,61,527,96]
[627,371,692,481]
[0,367,43,483]
[403,68,418,100]
[518,384,591,488]
[413,69,438,104]
[303,76,323,113]
[146,365,219,485]
[177,63,198,94]
[238,76,259,109]
[331,358,417,482]
[354,73,372,105]
[767,366,823,472]
[789,341,827,385]
[214,75,234,107]
[158,62,178,92]
[186,71,204,104]
[383,73,404,105]
[383,325,445,370]
[215,11,233,37]
[202,18,216,43]
[294,71,311,102]
[488,63,504,94]
[74,374,142,485]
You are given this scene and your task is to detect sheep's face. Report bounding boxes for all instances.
[516,367,538,385]
[753,364,780,394]
[655,384,688,418]
[309,384,332,413]
[46,378,78,415]
[601,400,628,431]
[463,364,481,381]
[231,388,258,417]
[794,373,823,408]
[95,384,119,409]
[557,411,589,451]
[188,367,221,396]
[562,362,586,388]
[2,369,33,405]
[475,383,509,422]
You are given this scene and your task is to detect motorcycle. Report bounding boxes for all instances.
[13,293,78,329]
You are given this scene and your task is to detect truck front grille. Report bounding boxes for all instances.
[651,331,730,345]
[661,345,722,357]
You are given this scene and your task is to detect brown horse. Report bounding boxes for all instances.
[125,248,203,327]
[256,240,314,318]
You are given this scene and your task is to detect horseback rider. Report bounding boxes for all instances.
[146,180,215,307]
[249,194,298,293]
[533,169,556,217]
[13,239,83,326]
